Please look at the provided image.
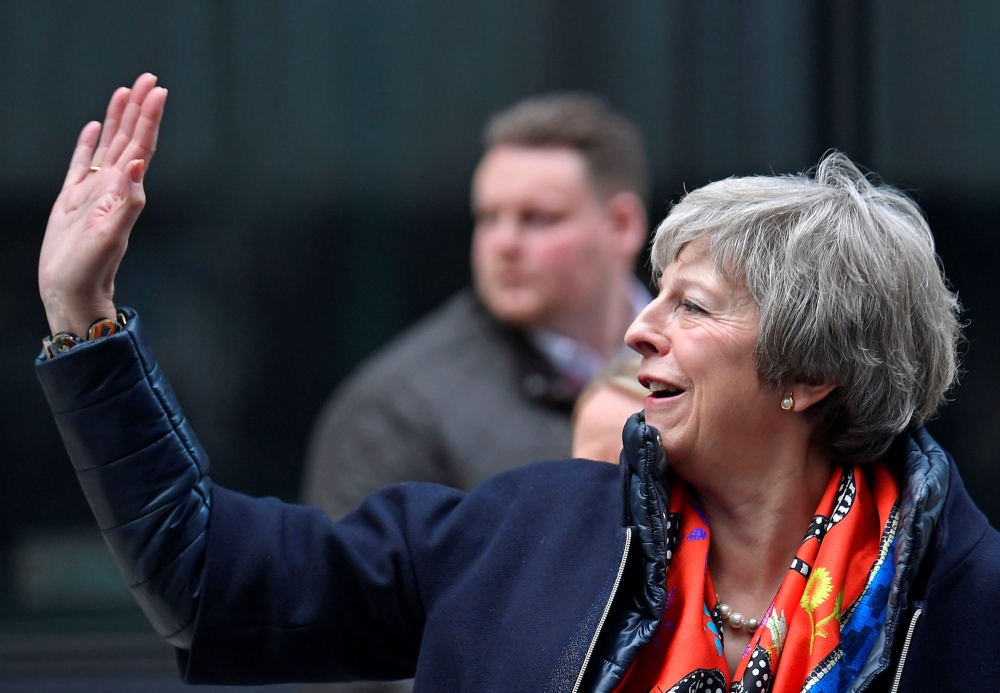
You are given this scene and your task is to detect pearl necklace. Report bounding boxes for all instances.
[717,603,761,633]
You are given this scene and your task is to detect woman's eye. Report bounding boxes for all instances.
[681,300,705,314]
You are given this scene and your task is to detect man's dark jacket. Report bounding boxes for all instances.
[302,289,578,521]
[35,312,1000,692]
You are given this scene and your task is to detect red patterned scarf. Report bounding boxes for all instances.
[617,463,900,693]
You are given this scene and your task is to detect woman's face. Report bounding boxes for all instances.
[626,239,780,479]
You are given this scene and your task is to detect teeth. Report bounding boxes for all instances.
[648,381,679,394]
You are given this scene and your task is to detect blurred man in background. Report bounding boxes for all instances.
[302,93,650,525]
[301,90,651,693]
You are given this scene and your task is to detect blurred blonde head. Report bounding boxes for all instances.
[571,353,646,464]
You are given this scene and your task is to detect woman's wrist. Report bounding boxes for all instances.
[42,296,118,338]
[41,308,127,360]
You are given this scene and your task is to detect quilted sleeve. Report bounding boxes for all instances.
[35,309,210,648]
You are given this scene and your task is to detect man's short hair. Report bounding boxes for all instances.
[483,93,650,204]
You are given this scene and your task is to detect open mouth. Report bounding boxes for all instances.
[647,381,685,399]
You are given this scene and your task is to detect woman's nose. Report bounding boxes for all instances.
[625,302,669,357]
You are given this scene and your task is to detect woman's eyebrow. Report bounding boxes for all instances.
[661,273,717,295]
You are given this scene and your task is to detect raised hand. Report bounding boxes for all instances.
[38,73,167,337]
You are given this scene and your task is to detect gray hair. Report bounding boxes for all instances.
[651,152,961,463]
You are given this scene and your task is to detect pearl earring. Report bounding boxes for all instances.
[780,393,794,411]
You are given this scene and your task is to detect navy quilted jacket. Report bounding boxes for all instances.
[35,311,1000,692]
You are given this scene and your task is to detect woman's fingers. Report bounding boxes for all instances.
[39,73,163,337]
[64,121,102,187]
[130,159,146,185]
[90,87,131,169]
[40,158,149,336]
[103,73,158,168]
[107,159,148,242]
[119,87,167,167]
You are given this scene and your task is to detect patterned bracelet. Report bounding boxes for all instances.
[42,310,128,360]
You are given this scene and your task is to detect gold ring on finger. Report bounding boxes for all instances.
[88,166,100,172]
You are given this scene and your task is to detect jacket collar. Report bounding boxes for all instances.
[610,416,954,693]
[885,428,951,641]
[576,412,667,693]
[850,427,951,690]
[621,420,953,613]
[469,291,579,410]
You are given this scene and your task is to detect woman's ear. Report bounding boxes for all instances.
[789,382,838,413]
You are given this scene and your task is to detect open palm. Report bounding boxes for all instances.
[39,73,167,336]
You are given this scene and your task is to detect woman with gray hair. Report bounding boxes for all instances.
[35,76,998,693]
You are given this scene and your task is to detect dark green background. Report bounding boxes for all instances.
[0,0,997,647]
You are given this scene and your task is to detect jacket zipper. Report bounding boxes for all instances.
[571,527,633,693]
[889,608,921,693]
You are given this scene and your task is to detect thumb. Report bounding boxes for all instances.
[112,160,147,232]
[115,160,146,202]
[121,159,147,211]
[130,158,146,185]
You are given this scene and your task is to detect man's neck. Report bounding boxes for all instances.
[539,275,646,358]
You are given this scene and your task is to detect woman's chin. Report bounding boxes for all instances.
[651,432,692,469]
[642,409,683,439]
